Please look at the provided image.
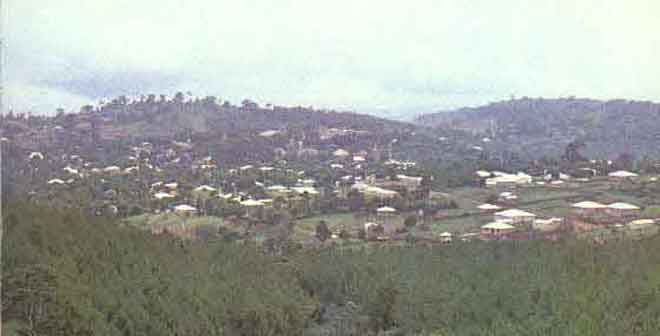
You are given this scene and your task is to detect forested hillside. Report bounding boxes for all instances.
[2,94,421,167]
[4,202,660,335]
[416,98,660,160]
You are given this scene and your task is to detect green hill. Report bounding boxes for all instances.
[416,97,660,160]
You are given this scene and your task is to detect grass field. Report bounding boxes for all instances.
[121,176,660,244]
[428,177,660,235]
[124,212,225,231]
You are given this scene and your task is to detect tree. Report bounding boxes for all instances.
[315,220,331,242]
[563,140,586,162]
[174,92,185,103]
[241,99,258,110]
[347,190,364,211]
[485,193,499,204]
[615,152,634,171]
[80,105,94,114]
[404,215,417,228]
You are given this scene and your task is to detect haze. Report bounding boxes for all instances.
[4,0,659,118]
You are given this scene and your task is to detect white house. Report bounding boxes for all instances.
[174,204,197,214]
[481,222,516,238]
[164,182,178,190]
[29,152,44,160]
[63,166,79,175]
[478,203,502,211]
[194,185,217,192]
[440,232,453,243]
[259,130,280,137]
[572,201,606,218]
[475,170,491,178]
[376,206,397,213]
[485,172,532,187]
[333,149,350,157]
[608,170,638,180]
[103,166,121,174]
[607,202,641,218]
[154,192,175,200]
[494,209,536,225]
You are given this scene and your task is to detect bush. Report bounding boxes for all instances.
[404,215,417,228]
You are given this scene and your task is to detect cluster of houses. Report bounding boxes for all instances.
[476,168,641,188]
[13,118,659,246]
[463,166,655,242]
[23,131,433,241]
[477,207,556,241]
[570,200,658,238]
[473,199,657,243]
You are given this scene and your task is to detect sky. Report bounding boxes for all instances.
[3,0,659,119]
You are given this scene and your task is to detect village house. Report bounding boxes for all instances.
[440,232,453,244]
[494,209,536,226]
[368,206,399,236]
[353,155,366,163]
[103,166,121,175]
[395,174,423,191]
[485,172,532,187]
[364,222,384,240]
[475,170,491,178]
[124,166,139,174]
[571,201,607,219]
[291,186,319,196]
[258,129,280,137]
[362,185,399,200]
[240,199,266,217]
[478,203,502,212]
[385,159,417,170]
[480,222,516,240]
[29,152,44,160]
[626,219,658,239]
[608,170,639,181]
[532,217,564,238]
[498,192,518,202]
[606,202,641,220]
[164,182,178,190]
[266,185,290,196]
[63,166,79,175]
[154,192,175,200]
[173,204,197,215]
[48,178,66,185]
[333,148,350,159]
[194,185,217,193]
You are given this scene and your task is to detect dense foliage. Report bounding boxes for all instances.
[2,203,315,336]
[417,97,660,160]
[4,202,660,335]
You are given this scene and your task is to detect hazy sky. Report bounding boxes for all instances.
[4,0,659,118]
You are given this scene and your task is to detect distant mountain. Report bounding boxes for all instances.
[416,97,660,160]
[89,97,412,139]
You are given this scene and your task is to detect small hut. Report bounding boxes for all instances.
[364,222,385,241]
[376,206,398,234]
[439,232,453,244]
[626,219,658,239]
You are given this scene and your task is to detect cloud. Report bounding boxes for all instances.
[4,0,659,117]
[4,82,93,115]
